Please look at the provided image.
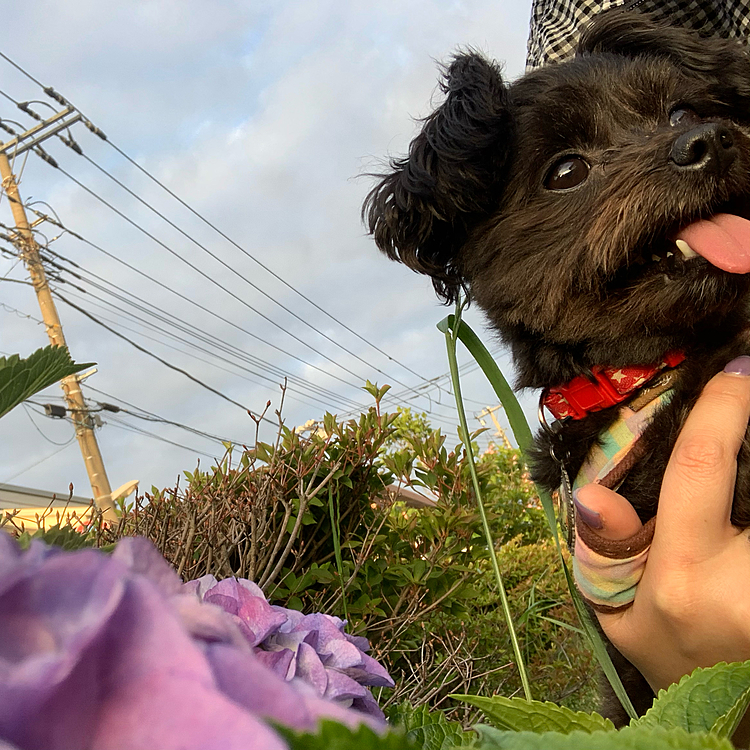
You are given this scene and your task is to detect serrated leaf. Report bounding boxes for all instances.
[632,661,750,735]
[277,719,414,749]
[710,685,750,738]
[0,345,93,419]
[390,703,474,749]
[473,725,733,749]
[453,694,614,734]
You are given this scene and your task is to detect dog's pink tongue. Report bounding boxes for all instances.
[675,214,750,273]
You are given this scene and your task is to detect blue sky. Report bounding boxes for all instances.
[0,0,533,499]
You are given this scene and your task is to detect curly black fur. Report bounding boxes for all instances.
[365,9,750,725]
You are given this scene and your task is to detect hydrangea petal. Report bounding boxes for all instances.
[203,579,286,646]
[253,648,295,680]
[339,652,395,688]
[0,549,126,733]
[351,690,387,720]
[323,670,368,703]
[207,643,381,733]
[182,574,218,599]
[320,638,364,670]
[111,537,182,595]
[294,641,328,696]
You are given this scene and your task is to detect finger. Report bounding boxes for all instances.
[653,356,750,553]
[574,484,643,540]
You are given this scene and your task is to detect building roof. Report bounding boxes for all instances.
[0,482,92,510]
[0,483,94,532]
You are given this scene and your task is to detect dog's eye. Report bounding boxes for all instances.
[669,107,701,128]
[544,157,590,190]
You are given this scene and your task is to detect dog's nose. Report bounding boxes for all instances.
[670,122,737,174]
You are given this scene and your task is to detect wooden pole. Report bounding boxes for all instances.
[0,152,116,520]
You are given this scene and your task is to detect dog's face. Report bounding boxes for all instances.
[366,12,750,387]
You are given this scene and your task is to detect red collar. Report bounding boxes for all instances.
[542,351,685,421]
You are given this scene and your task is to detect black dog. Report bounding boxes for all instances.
[365,11,750,723]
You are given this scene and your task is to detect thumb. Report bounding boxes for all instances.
[574,484,643,541]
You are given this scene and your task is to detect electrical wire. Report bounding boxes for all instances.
[84,390,248,446]
[19,204,378,399]
[0,302,42,324]
[53,290,270,419]
[55,286,343,413]
[49,163,379,386]
[56,269,368,409]
[1,439,76,484]
[22,403,73,445]
[79,151,422,390]
[0,216,372,413]
[0,54,438,390]
[104,413,218,459]
[11,210,375,399]
[102,140,432,382]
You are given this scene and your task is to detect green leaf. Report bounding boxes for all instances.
[441,313,638,721]
[633,661,750,736]
[441,306,531,702]
[473,725,733,750]
[277,719,414,750]
[30,524,95,551]
[452,694,614,734]
[711,686,750,738]
[390,703,474,749]
[438,316,531,455]
[0,345,94,419]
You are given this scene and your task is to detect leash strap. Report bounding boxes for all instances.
[574,514,655,612]
[570,384,675,611]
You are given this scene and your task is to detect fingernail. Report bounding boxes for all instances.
[573,489,603,529]
[724,356,750,376]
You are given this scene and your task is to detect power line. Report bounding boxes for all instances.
[27,390,250,451]
[1,213,374,411]
[104,139,431,382]
[1,439,76,484]
[55,286,344,414]
[83,388,250,446]
[0,53,436,389]
[46,257,364,409]
[53,290,269,419]
[22,403,73,445]
[17,208,371,396]
[79,151,422,390]
[67,278,366,409]
[0,301,43,325]
[104,413,219,459]
[50,162,380,387]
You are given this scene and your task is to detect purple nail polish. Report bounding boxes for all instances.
[572,489,603,529]
[724,356,750,376]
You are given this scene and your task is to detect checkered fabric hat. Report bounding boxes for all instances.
[526,0,750,69]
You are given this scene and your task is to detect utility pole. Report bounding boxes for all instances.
[0,109,117,520]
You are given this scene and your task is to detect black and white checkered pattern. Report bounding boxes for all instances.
[526,0,750,69]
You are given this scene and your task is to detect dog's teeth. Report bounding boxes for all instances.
[666,251,674,258]
[651,254,661,262]
[676,239,699,260]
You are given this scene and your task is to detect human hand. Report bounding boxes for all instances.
[574,355,750,694]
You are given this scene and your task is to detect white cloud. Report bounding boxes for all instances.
[0,0,535,496]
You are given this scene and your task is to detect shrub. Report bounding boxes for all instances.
[14,385,594,721]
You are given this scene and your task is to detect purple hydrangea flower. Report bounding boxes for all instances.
[0,534,386,750]
[186,575,395,719]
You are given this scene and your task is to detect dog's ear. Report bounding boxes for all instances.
[364,52,512,303]
[579,11,750,104]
